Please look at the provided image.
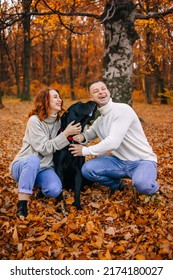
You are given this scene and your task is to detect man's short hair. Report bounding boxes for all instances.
[87,80,107,91]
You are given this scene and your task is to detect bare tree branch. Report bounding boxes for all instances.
[1,1,173,31]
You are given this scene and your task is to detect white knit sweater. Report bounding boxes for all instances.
[82,99,157,162]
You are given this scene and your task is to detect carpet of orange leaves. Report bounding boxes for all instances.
[0,99,172,260]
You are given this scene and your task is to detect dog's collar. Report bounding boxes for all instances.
[67,136,73,141]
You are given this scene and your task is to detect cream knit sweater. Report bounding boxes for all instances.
[10,114,69,171]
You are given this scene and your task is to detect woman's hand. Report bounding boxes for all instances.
[73,134,85,143]
[63,121,81,137]
[69,144,83,156]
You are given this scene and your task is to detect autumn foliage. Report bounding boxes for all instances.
[0,99,172,260]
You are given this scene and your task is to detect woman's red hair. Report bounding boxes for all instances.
[29,87,63,121]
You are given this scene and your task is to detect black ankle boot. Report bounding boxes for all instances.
[110,180,127,196]
[17,200,28,219]
[36,190,46,199]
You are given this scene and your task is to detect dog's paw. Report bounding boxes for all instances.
[72,202,83,210]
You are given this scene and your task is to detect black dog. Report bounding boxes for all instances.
[53,100,97,210]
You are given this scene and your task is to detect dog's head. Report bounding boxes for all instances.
[61,101,97,131]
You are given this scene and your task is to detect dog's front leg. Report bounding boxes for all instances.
[73,171,83,210]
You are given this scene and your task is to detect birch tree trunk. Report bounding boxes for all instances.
[101,0,139,105]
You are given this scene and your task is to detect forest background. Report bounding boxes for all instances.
[1,0,173,105]
[0,0,173,260]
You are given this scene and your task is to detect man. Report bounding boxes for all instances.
[69,80,159,195]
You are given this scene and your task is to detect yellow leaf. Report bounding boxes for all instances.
[52,223,63,231]
[12,225,19,243]
[155,209,162,220]
[105,249,112,260]
[85,221,96,234]
[38,245,51,253]
[24,237,35,242]
[66,197,74,204]
[68,233,84,241]
[139,194,147,201]
[52,217,68,231]
[113,245,125,253]
[25,249,34,258]
[91,235,103,249]
[135,254,145,260]
[125,210,130,220]
[67,221,78,230]
[35,234,47,241]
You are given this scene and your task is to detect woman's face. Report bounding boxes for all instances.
[49,89,62,115]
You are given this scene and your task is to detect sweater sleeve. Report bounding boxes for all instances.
[82,106,134,156]
[27,117,69,156]
[82,125,98,144]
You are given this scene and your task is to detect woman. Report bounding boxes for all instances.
[10,87,81,219]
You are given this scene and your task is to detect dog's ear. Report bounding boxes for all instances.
[68,102,81,113]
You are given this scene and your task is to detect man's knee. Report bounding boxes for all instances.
[82,161,94,179]
[133,178,159,195]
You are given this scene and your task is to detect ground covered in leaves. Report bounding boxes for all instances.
[0,99,172,260]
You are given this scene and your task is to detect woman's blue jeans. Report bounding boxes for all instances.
[82,155,159,195]
[11,155,62,197]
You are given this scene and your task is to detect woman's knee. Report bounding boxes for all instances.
[25,156,40,170]
[43,182,62,198]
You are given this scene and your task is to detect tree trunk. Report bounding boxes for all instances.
[149,55,168,104]
[144,28,153,104]
[21,0,31,101]
[68,31,75,100]
[0,30,5,108]
[144,75,152,104]
[41,29,48,85]
[14,33,21,98]
[102,0,139,105]
[170,58,173,90]
[47,39,54,86]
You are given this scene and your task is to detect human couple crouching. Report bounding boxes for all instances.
[10,81,159,219]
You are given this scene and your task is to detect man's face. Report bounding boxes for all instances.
[89,81,110,107]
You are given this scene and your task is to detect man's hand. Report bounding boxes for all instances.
[69,144,83,156]
[73,134,85,143]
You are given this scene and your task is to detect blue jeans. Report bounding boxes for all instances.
[82,155,159,195]
[11,155,62,197]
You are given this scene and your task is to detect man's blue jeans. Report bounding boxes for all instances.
[11,155,62,197]
[82,155,159,195]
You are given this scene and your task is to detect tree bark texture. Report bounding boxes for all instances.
[102,0,139,105]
